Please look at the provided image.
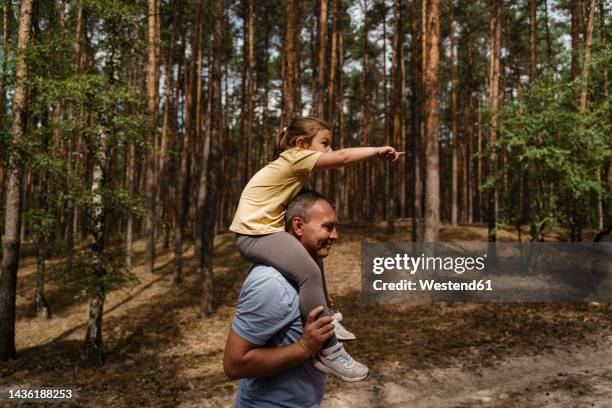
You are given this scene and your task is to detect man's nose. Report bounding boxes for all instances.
[330,227,338,240]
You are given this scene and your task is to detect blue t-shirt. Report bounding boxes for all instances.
[232,265,327,408]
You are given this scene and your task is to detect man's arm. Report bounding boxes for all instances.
[224,306,334,380]
[223,330,308,380]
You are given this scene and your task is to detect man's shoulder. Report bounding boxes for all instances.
[233,265,300,346]
[243,264,298,298]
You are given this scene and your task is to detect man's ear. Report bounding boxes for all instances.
[292,216,304,238]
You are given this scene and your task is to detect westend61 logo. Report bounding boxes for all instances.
[361,242,612,302]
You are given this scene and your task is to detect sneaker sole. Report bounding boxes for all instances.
[313,360,369,382]
[336,334,356,341]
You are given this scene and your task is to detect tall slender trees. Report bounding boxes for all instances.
[283,0,300,123]
[0,0,33,362]
[245,0,255,178]
[387,0,403,233]
[579,0,596,111]
[198,0,224,317]
[529,0,537,81]
[487,0,502,242]
[450,1,459,226]
[316,0,328,118]
[410,0,423,241]
[144,0,160,274]
[423,0,440,242]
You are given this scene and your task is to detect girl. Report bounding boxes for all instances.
[230,117,399,381]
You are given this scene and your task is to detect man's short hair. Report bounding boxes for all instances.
[285,190,334,231]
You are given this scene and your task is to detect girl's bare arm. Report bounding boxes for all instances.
[313,146,401,170]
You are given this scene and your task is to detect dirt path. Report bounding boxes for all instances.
[191,338,612,408]
[6,225,611,407]
[323,339,612,408]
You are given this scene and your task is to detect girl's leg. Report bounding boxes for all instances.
[316,257,332,309]
[236,232,338,347]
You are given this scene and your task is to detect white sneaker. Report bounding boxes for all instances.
[313,342,369,382]
[332,312,356,341]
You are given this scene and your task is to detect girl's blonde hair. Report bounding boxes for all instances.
[272,116,330,160]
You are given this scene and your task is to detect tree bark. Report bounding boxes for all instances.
[246,0,255,177]
[579,0,596,111]
[35,234,51,319]
[174,4,201,285]
[450,2,459,226]
[144,0,160,274]
[487,0,502,242]
[571,0,580,80]
[0,0,9,197]
[600,0,609,229]
[199,0,223,317]
[360,0,373,220]
[423,0,440,242]
[338,28,348,220]
[0,0,33,362]
[387,0,403,233]
[84,131,110,367]
[410,0,423,240]
[529,0,537,81]
[465,33,474,224]
[283,0,300,123]
[261,26,271,166]
[327,0,338,124]
[316,0,328,118]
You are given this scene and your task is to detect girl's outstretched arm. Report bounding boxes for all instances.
[313,146,401,170]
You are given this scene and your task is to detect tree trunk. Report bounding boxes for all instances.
[383,1,390,225]
[338,29,348,220]
[410,0,422,241]
[450,2,458,226]
[283,0,300,123]
[529,0,537,81]
[579,0,596,111]
[487,0,502,242]
[261,26,271,166]
[144,0,160,274]
[195,66,212,294]
[465,33,474,224]
[360,0,373,220]
[571,0,580,80]
[35,234,51,319]
[246,0,255,177]
[423,0,440,242]
[83,126,110,366]
[0,0,9,199]
[0,0,33,362]
[199,0,223,317]
[600,0,608,229]
[327,0,338,125]
[387,0,402,234]
[316,0,328,118]
[174,4,201,285]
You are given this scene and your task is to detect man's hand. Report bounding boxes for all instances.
[299,306,335,355]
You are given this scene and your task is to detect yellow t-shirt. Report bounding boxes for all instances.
[230,147,323,235]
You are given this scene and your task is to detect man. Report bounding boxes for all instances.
[223,190,366,407]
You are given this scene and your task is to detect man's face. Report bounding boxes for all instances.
[292,199,339,259]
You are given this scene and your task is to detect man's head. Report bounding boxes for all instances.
[285,190,338,259]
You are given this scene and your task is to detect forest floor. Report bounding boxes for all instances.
[2,222,611,407]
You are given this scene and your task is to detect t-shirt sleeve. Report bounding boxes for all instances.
[231,271,296,346]
[284,149,322,180]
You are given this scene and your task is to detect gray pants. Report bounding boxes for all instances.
[236,232,338,347]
